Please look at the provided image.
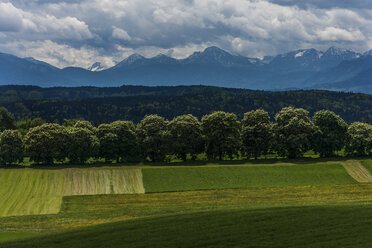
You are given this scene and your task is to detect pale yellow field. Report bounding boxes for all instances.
[0,168,144,217]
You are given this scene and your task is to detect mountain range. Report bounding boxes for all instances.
[0,46,371,94]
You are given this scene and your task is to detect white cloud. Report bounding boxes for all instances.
[0,2,23,31]
[112,26,131,41]
[316,27,365,41]
[0,2,92,41]
[21,14,93,41]
[0,40,115,69]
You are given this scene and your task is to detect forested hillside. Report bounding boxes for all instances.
[0,86,371,123]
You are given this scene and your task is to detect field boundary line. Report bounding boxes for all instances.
[342,161,372,183]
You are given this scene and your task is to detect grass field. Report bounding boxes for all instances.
[2,183,372,232]
[0,233,39,242]
[0,168,144,217]
[0,159,372,247]
[3,204,372,248]
[142,163,356,192]
[361,159,372,172]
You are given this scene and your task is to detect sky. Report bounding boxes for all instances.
[0,0,371,69]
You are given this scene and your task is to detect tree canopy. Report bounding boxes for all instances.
[313,110,348,157]
[0,130,23,165]
[202,111,241,160]
[136,115,170,162]
[345,122,372,156]
[242,109,272,160]
[168,114,204,161]
[0,107,15,132]
[0,106,370,166]
[24,123,69,164]
[274,107,315,158]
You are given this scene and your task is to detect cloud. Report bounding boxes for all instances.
[0,2,23,31]
[316,27,365,41]
[0,0,371,67]
[266,0,372,9]
[112,26,131,41]
[0,39,116,69]
[0,1,92,43]
[21,14,93,41]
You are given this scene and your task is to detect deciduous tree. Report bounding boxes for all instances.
[168,114,204,161]
[312,110,348,157]
[97,124,119,162]
[0,107,15,132]
[345,122,372,156]
[67,127,99,164]
[136,115,170,162]
[242,109,272,160]
[74,120,96,133]
[0,130,23,165]
[273,107,315,158]
[202,111,241,160]
[24,123,69,165]
[111,121,140,162]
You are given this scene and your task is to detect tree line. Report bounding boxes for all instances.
[0,106,371,165]
[2,87,371,124]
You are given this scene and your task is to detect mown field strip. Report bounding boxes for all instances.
[342,161,372,183]
[0,168,144,217]
[0,170,66,216]
[113,169,145,194]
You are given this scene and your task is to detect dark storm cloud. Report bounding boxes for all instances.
[0,0,371,68]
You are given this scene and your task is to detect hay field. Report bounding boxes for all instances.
[0,168,144,217]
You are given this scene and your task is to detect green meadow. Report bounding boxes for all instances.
[0,159,371,247]
[361,159,372,172]
[3,204,372,248]
[142,162,356,192]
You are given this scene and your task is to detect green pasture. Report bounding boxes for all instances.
[0,233,39,242]
[142,163,356,192]
[2,183,372,232]
[0,159,371,246]
[3,203,372,248]
[0,161,358,217]
[361,159,372,172]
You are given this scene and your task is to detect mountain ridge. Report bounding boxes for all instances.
[0,46,371,93]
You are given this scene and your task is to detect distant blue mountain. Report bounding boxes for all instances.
[0,52,73,87]
[311,68,372,94]
[305,54,372,86]
[0,46,371,93]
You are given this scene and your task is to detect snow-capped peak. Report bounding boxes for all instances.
[88,62,104,71]
[322,46,359,60]
[294,51,305,58]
